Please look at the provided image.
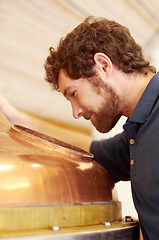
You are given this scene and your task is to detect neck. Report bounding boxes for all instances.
[120,71,155,118]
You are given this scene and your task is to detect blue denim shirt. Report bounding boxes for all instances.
[90,72,159,240]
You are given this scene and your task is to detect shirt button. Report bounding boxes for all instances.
[130,139,135,145]
[130,159,134,166]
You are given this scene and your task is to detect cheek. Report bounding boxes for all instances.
[77,85,104,110]
[79,95,92,108]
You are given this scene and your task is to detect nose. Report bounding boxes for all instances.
[71,102,83,119]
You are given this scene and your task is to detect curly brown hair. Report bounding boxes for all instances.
[44,16,156,91]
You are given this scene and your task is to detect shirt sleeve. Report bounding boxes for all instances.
[90,131,130,182]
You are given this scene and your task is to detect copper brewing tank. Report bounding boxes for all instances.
[0,112,139,239]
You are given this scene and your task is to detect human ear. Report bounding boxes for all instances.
[94,52,112,75]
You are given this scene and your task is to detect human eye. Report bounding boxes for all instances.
[71,90,76,97]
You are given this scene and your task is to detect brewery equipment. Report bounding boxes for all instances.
[0,112,139,239]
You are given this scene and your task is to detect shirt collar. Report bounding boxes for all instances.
[129,71,159,123]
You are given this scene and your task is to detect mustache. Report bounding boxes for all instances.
[83,112,92,120]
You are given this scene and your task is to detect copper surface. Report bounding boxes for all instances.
[0,112,121,233]
[0,112,117,206]
[10,124,94,161]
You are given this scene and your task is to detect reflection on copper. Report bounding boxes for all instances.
[0,165,12,170]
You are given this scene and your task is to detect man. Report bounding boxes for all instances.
[44,16,159,239]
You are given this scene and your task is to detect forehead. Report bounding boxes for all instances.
[58,69,70,86]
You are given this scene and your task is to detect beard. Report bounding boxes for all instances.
[91,102,121,133]
[88,75,121,133]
